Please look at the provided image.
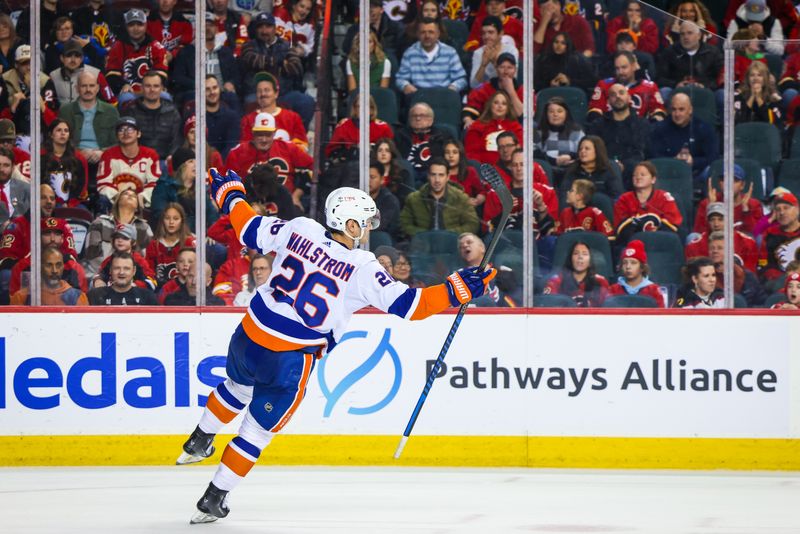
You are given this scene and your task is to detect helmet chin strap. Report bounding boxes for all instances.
[343,224,366,249]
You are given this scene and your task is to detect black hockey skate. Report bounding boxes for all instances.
[176,426,215,465]
[190,483,230,524]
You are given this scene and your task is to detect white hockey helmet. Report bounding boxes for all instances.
[325,187,380,246]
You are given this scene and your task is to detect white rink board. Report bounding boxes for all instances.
[0,312,797,438]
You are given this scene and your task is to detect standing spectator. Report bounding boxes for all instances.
[166,263,224,306]
[614,161,683,244]
[106,9,169,106]
[208,0,249,57]
[122,71,182,160]
[686,202,759,273]
[346,30,392,92]
[2,45,59,146]
[96,116,162,209]
[561,136,624,201]
[0,14,23,74]
[734,61,783,127]
[205,75,241,159]
[232,253,272,306]
[558,178,614,237]
[443,138,485,208]
[0,146,28,229]
[373,137,414,204]
[466,0,523,52]
[464,90,523,165]
[43,16,105,74]
[146,0,194,62]
[657,21,723,93]
[42,119,88,208]
[91,223,156,291]
[533,32,596,95]
[534,0,596,57]
[239,72,308,149]
[648,92,719,179]
[71,0,123,53]
[327,95,394,160]
[608,239,664,306]
[674,257,724,308]
[9,246,88,306]
[605,1,660,55]
[82,188,153,278]
[586,83,650,188]
[87,251,158,305]
[395,18,467,96]
[58,70,120,168]
[726,0,785,57]
[588,51,667,121]
[146,202,196,288]
[470,16,518,89]
[543,240,609,307]
[664,2,720,47]
[758,190,800,284]
[464,52,525,128]
[394,103,450,184]
[368,159,401,239]
[151,147,219,232]
[274,0,317,59]
[48,40,116,106]
[399,157,479,238]
[694,164,763,236]
[534,97,585,183]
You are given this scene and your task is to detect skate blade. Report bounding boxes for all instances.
[176,452,206,465]
[190,511,219,524]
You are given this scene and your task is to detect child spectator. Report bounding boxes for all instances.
[544,240,609,307]
[146,202,196,288]
[87,251,158,305]
[165,263,225,306]
[326,95,394,160]
[345,30,391,92]
[558,178,614,238]
[608,239,664,306]
[9,246,88,306]
[614,161,683,245]
[674,256,724,308]
[771,272,800,309]
[464,90,523,165]
[561,135,624,202]
[159,247,195,304]
[232,254,273,307]
[92,223,156,291]
[443,139,485,208]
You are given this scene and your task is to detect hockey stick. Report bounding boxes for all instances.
[394,164,514,459]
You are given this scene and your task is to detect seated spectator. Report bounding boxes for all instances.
[533,32,596,95]
[44,16,105,74]
[392,250,426,288]
[91,223,156,291]
[771,272,800,309]
[614,161,683,244]
[48,40,115,107]
[151,147,220,232]
[241,163,300,220]
[657,21,723,94]
[707,230,766,306]
[146,0,193,62]
[0,14,24,74]
[734,61,783,127]
[175,115,225,175]
[648,92,719,179]
[274,0,318,59]
[121,71,182,160]
[726,0,784,57]
[544,240,609,307]
[42,119,89,208]
[157,246,195,303]
[464,90,523,165]
[346,29,392,92]
[605,1,660,56]
[598,31,657,83]
[533,97,585,183]
[759,190,800,285]
[0,145,30,228]
[561,135,624,202]
[146,202,197,288]
[212,248,253,305]
[586,84,650,188]
[240,72,308,150]
[71,0,123,54]
[82,188,153,279]
[557,178,614,237]
[443,138,485,208]
[395,17,467,97]
[394,103,449,184]
[374,245,398,276]
[2,46,59,148]
[326,95,394,159]
[167,263,225,306]
[87,251,158,305]
[58,70,121,168]
[694,165,763,236]
[373,137,414,204]
[0,120,30,182]
[470,16,518,89]
[226,112,313,211]
[534,0,595,57]
[608,239,665,306]
[664,2,720,48]
[96,117,162,209]
[399,0,448,53]
[687,202,759,272]
[399,157,479,239]
[674,256,725,308]
[171,14,239,109]
[588,51,666,122]
[732,28,769,88]
[369,159,401,239]
[205,75,241,159]
[10,246,88,305]
[466,0,523,52]
[464,52,524,129]
[106,9,169,106]
[342,0,402,60]
[232,254,273,306]
[207,0,249,57]
[228,0,273,25]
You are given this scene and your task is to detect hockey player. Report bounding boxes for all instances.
[179,169,496,523]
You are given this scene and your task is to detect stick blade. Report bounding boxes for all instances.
[479,163,514,213]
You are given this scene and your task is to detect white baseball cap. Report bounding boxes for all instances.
[252,112,276,132]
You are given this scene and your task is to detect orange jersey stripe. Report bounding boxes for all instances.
[410,284,452,320]
[270,354,313,433]
[229,200,258,238]
[221,445,255,477]
[241,315,324,351]
[205,391,239,424]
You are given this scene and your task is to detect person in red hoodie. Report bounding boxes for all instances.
[608,239,665,306]
[614,160,683,245]
[464,89,523,164]
[685,201,758,272]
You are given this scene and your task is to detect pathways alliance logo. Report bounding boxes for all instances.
[317,329,402,417]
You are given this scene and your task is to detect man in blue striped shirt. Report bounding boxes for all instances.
[395,18,468,96]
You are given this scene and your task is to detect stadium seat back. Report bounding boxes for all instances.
[734,123,782,172]
[483,229,523,254]
[369,230,393,251]
[371,87,399,125]
[552,231,614,279]
[442,19,469,51]
[709,158,768,201]
[777,158,800,196]
[602,294,659,308]
[409,230,460,254]
[534,87,588,124]
[534,294,577,307]
[650,157,693,232]
[589,192,614,226]
[632,231,685,286]
[734,293,749,308]
[409,88,463,129]
[764,292,787,308]
[673,86,717,126]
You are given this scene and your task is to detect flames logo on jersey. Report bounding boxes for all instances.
[382,0,409,21]
[123,57,153,89]
[113,174,145,193]
[775,237,800,270]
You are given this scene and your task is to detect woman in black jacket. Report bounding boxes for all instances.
[533,32,596,95]
[560,135,624,201]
